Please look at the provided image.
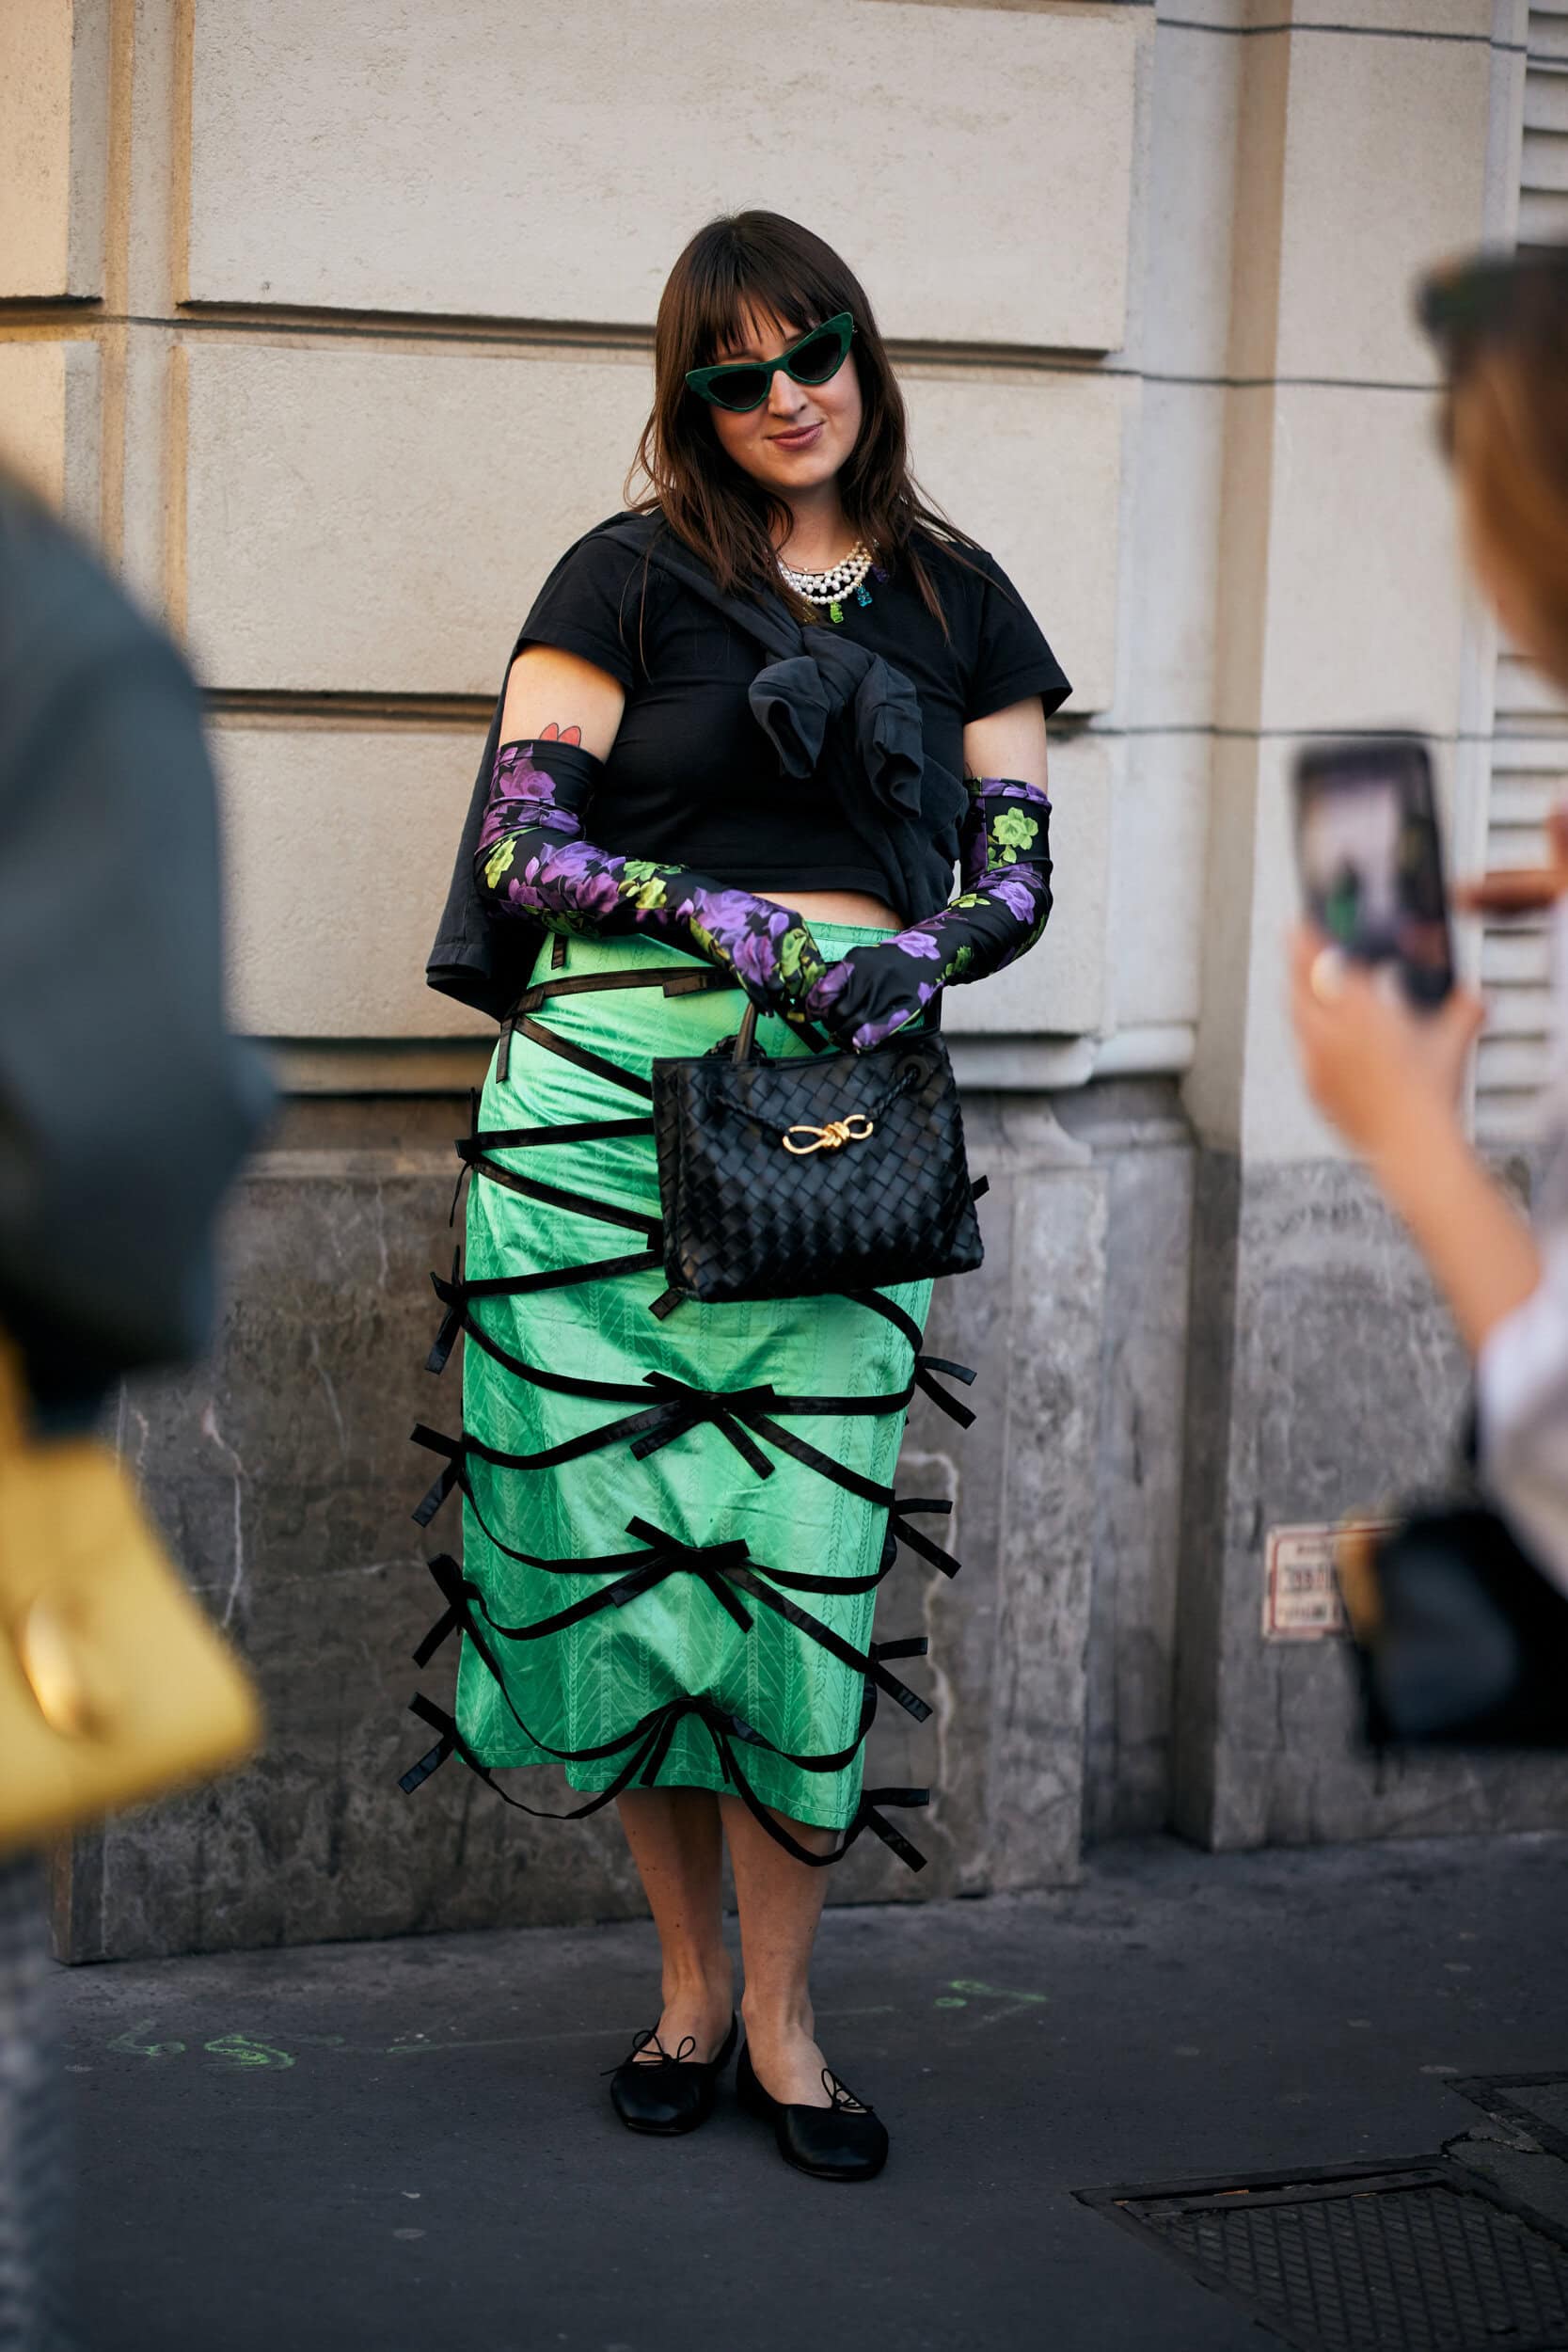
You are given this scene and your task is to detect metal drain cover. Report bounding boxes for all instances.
[1077,2158,1568,2351]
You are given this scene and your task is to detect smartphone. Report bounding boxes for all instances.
[1291,736,1454,1008]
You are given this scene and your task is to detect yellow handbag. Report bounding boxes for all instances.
[0,1340,262,1856]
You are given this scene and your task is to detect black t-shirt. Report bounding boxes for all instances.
[514,512,1070,898]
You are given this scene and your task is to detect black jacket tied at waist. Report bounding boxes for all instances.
[425,514,965,1022]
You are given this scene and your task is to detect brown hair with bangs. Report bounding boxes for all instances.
[1428,249,1568,695]
[626,211,978,631]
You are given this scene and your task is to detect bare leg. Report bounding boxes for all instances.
[721,1795,859,2109]
[614,1787,735,2061]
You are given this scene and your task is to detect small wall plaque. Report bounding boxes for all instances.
[1262,1521,1390,1641]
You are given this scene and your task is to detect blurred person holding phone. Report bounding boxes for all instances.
[1287,247,1568,1734]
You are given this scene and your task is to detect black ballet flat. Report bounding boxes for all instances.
[604,2011,738,2135]
[736,2039,890,2181]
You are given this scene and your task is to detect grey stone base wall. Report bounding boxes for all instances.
[55,1086,1196,1962]
[54,1092,1568,1963]
[1172,1149,1568,1850]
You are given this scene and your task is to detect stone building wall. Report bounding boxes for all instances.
[8,0,1567,1963]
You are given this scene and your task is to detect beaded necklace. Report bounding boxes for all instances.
[776,539,890,625]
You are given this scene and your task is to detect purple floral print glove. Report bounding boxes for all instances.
[475,736,831,1022]
[802,778,1053,1053]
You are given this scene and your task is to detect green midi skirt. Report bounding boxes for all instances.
[402,923,975,1873]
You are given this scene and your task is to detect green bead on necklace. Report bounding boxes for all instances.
[777,539,877,624]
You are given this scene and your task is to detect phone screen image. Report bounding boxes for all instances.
[1292,739,1453,1007]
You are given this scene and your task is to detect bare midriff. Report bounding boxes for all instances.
[750,885,900,930]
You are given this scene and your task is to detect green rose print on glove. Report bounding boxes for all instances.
[990,808,1039,860]
[802,777,1053,1051]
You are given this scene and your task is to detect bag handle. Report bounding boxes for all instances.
[730,1001,838,1062]
[731,986,943,1066]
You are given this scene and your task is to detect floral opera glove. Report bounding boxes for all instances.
[802,778,1053,1053]
[475,735,832,1022]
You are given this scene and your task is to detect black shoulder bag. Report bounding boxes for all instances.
[1340,1484,1568,1751]
[649,996,984,1310]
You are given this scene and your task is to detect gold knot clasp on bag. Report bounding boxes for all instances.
[781,1114,876,1157]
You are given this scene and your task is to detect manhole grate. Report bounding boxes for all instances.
[1077,2160,1568,2352]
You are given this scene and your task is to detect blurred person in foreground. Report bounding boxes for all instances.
[0,463,270,2346]
[1288,246,1568,1698]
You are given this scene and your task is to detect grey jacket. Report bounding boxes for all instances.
[0,483,272,1425]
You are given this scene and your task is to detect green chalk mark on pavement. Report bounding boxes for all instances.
[935,1979,1052,2030]
[203,2034,295,2070]
[107,2020,186,2058]
[946,1980,1049,2004]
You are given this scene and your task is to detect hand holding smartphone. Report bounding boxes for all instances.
[1291,736,1454,1009]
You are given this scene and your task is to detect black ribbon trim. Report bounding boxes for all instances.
[396,1690,931,1872]
[409,1545,746,1664]
[468,1156,662,1244]
[411,1520,933,1734]
[848,1289,923,1349]
[498,961,733,1079]
[713,1732,930,1869]
[854,1792,931,1873]
[450,1089,483,1225]
[451,1311,918,1429]
[914,1355,978,1430]
[397,1690,715,1819]
[413,1427,901,1595]
[449,1083,654,1226]
[410,1424,464,1528]
[890,1496,961,1579]
[409,1382,784,1493]
[464,1116,656,1151]
[514,963,734,1016]
[507,1012,655,1101]
[411,1423,960,1584]
[847,1291,978,1428]
[629,1373,779,1480]
[426,1249,663,1374]
[455,1317,921,1421]
[406,1430,660,1571]
[426,1249,465,1375]
[426,1312,923,1501]
[616,1518,932,1724]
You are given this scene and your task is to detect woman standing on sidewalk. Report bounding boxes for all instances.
[409,211,1069,2180]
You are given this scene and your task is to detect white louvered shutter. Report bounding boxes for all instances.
[1474,7,1568,1143]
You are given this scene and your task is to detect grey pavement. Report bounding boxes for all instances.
[55,1832,1568,2352]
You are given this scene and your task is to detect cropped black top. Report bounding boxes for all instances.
[514,512,1070,901]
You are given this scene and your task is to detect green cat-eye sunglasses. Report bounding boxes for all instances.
[685,312,856,414]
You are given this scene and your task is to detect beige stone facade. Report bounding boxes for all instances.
[0,0,1521,1113]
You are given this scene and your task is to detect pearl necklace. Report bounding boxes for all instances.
[777,539,877,624]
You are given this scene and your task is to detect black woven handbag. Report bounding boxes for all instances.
[650,998,984,1308]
